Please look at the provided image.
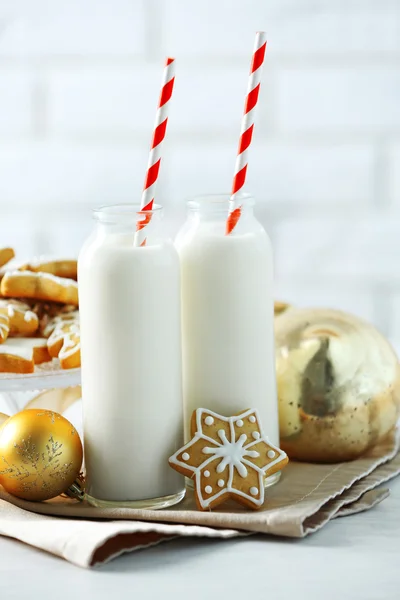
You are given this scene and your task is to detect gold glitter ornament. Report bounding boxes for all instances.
[0,409,83,501]
[275,308,400,463]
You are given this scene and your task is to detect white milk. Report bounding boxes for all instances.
[79,206,184,507]
[175,195,279,447]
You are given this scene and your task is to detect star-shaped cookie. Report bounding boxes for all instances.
[169,408,288,510]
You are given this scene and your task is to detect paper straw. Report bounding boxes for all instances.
[226,32,267,235]
[134,57,176,246]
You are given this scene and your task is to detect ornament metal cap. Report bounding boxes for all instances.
[64,472,86,502]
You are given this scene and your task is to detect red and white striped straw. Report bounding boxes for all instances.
[134,57,176,246]
[226,32,267,235]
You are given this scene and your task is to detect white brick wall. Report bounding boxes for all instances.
[0,142,148,206]
[49,67,162,136]
[165,141,376,208]
[390,144,400,205]
[277,67,400,134]
[0,0,146,56]
[0,0,399,351]
[162,1,400,57]
[0,70,33,135]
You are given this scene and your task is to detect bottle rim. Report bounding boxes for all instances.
[186,192,255,212]
[93,203,163,223]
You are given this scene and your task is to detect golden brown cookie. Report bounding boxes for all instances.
[44,311,80,369]
[169,408,288,511]
[0,299,39,337]
[0,338,51,373]
[0,248,15,268]
[0,270,78,306]
[20,258,77,281]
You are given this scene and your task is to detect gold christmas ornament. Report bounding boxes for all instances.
[0,409,83,501]
[0,412,9,429]
[275,307,400,463]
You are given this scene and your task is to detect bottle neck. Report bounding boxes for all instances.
[184,194,260,238]
[93,204,165,242]
[188,193,255,222]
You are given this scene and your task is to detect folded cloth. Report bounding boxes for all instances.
[0,428,399,568]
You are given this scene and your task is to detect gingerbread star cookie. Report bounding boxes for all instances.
[169,408,288,511]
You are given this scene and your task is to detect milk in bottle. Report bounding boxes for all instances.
[175,194,279,484]
[79,204,185,508]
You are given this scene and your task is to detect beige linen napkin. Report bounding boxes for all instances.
[0,429,399,568]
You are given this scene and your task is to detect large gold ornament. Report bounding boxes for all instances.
[0,409,83,501]
[275,307,400,463]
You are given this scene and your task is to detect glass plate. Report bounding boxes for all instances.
[0,361,81,392]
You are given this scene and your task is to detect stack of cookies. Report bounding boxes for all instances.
[0,248,80,374]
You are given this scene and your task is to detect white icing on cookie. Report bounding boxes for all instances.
[182,452,190,461]
[205,486,212,494]
[169,408,288,510]
[236,419,243,427]
[250,487,258,496]
[46,311,80,360]
[43,272,78,288]
[0,338,47,361]
[203,430,259,478]
[249,415,256,423]
[7,269,77,289]
[204,416,214,426]
[7,338,47,349]
[24,256,76,270]
[252,431,260,440]
[0,299,37,326]
[0,316,9,342]
[267,450,276,459]
[0,345,32,361]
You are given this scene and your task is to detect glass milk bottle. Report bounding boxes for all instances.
[175,193,279,483]
[78,204,185,508]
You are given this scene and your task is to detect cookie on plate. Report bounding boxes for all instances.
[0,338,51,373]
[0,299,39,337]
[0,270,78,306]
[44,311,80,369]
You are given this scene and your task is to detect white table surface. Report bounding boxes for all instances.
[1,479,400,600]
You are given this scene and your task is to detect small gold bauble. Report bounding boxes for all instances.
[275,307,400,463]
[0,409,83,501]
